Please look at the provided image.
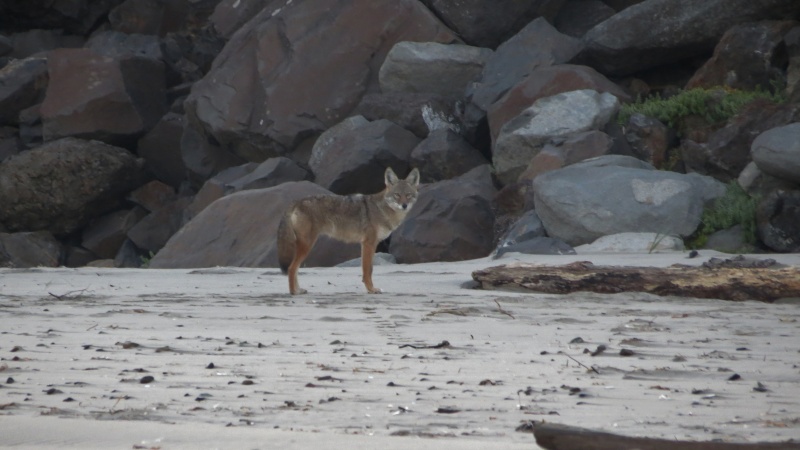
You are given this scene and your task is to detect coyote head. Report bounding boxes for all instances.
[384,167,420,211]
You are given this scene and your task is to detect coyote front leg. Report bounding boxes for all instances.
[361,233,381,294]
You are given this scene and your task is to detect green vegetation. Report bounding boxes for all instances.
[688,182,758,249]
[140,251,155,268]
[618,87,786,130]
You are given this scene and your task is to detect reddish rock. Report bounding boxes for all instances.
[82,208,147,259]
[419,0,565,48]
[0,231,61,268]
[128,180,177,212]
[149,182,361,268]
[519,130,614,182]
[127,196,192,253]
[687,20,798,91]
[487,64,630,143]
[41,48,166,146]
[136,112,187,189]
[184,0,457,163]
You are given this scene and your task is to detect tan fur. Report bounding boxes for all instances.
[277,167,420,295]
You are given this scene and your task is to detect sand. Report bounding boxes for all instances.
[1,250,799,449]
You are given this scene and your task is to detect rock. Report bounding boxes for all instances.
[309,118,419,195]
[84,30,163,61]
[0,127,23,162]
[128,180,177,212]
[0,138,147,235]
[682,101,800,181]
[533,165,719,246]
[757,189,800,253]
[179,111,246,183]
[571,0,800,76]
[390,165,496,263]
[686,21,798,91]
[464,19,583,131]
[519,130,614,182]
[487,64,630,144]
[226,157,311,192]
[0,231,61,268]
[354,92,456,138]
[114,238,145,268]
[624,113,676,169]
[787,27,800,97]
[410,129,487,183]
[211,0,276,39]
[136,112,187,189]
[419,0,566,48]
[0,0,124,35]
[751,123,800,184]
[108,0,196,36]
[337,252,396,268]
[184,0,457,163]
[738,161,797,198]
[0,56,49,125]
[6,29,84,59]
[554,0,616,38]
[63,245,97,267]
[493,89,620,185]
[494,236,576,258]
[82,208,147,259]
[569,154,656,170]
[379,41,492,99]
[41,48,166,147]
[127,196,192,253]
[496,210,546,248]
[160,25,225,87]
[149,181,361,268]
[575,232,685,253]
[184,163,259,219]
[704,225,754,254]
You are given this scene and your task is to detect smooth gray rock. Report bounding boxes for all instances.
[751,123,800,184]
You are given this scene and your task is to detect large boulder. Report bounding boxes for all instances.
[309,117,419,195]
[518,130,614,182]
[751,123,800,185]
[184,0,457,164]
[410,129,488,183]
[683,101,800,181]
[554,0,616,38]
[418,0,566,48]
[686,21,798,91]
[0,138,147,235]
[82,208,147,259]
[464,19,583,132]
[0,231,61,268]
[40,48,166,146]
[0,56,48,125]
[390,165,496,263]
[493,89,619,185]
[379,42,492,100]
[757,189,800,253]
[533,162,724,246]
[0,0,125,35]
[136,112,187,189]
[487,64,630,143]
[571,0,800,76]
[149,181,360,268]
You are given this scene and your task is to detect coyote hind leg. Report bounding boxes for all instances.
[288,233,315,295]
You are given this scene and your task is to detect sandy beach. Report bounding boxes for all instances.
[1,250,799,449]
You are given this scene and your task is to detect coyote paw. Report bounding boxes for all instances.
[290,288,308,295]
[367,287,383,294]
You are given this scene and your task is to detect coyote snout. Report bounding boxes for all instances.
[277,167,420,295]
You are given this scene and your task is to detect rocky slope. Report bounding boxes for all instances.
[1,0,799,268]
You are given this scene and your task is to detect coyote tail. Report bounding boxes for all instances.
[277,214,295,274]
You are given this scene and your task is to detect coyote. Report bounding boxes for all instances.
[277,167,420,295]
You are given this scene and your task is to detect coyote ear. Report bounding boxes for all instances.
[406,167,420,187]
[385,167,399,185]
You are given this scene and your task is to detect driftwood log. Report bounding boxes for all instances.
[472,260,800,302]
[529,422,800,450]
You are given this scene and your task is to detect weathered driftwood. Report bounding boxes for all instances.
[530,422,800,450]
[472,261,800,302]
